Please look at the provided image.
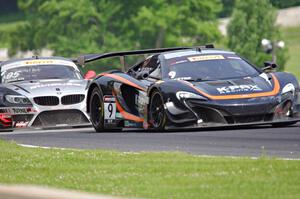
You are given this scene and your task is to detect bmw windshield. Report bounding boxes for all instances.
[1,65,83,83]
[164,54,260,81]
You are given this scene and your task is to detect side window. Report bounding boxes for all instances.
[145,55,161,80]
[135,55,161,80]
[148,61,161,80]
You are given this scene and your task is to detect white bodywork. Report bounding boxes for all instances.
[0,58,90,128]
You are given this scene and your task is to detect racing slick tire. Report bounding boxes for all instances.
[149,90,167,131]
[90,87,105,132]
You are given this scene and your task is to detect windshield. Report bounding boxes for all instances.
[1,65,83,83]
[164,54,260,81]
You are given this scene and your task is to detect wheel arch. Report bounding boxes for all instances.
[86,82,102,113]
[148,86,160,99]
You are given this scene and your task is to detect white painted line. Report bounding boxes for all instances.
[17,144,300,161]
[193,154,300,161]
[17,144,82,151]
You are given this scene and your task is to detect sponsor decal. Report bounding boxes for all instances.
[0,108,10,113]
[173,77,192,80]
[15,121,29,128]
[1,60,78,71]
[188,55,225,62]
[0,107,36,115]
[30,82,82,89]
[104,95,116,102]
[169,60,188,66]
[217,85,263,94]
[25,60,54,65]
[12,108,28,114]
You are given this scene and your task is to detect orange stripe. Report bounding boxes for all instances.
[114,95,144,123]
[100,73,146,91]
[182,74,280,100]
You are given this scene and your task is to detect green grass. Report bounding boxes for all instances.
[0,140,299,199]
[282,26,300,79]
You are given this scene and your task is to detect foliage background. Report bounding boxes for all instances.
[227,0,288,70]
[0,0,298,73]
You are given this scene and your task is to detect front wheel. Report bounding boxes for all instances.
[89,87,104,132]
[149,91,167,131]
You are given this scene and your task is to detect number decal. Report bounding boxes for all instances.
[104,102,116,120]
[108,103,113,117]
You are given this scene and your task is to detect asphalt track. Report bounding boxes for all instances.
[1,123,300,159]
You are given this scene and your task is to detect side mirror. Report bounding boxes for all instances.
[84,70,97,79]
[262,61,277,72]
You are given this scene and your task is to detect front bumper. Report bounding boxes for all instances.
[0,101,91,129]
[164,93,300,128]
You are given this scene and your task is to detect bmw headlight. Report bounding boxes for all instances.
[5,95,31,105]
[176,91,207,100]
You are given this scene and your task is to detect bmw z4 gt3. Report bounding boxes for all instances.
[0,57,91,129]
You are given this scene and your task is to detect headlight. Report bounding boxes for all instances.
[5,95,31,105]
[176,91,207,100]
[281,83,295,95]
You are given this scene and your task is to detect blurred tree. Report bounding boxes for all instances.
[131,0,222,48]
[227,0,288,69]
[218,0,300,18]
[7,0,221,72]
[218,0,235,18]
[270,0,300,8]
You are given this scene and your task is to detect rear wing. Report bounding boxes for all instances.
[74,44,214,70]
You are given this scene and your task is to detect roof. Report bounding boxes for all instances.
[161,49,235,60]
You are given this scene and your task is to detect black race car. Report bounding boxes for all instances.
[77,45,300,131]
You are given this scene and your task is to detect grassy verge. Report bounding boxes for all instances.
[282,26,300,79]
[0,140,299,199]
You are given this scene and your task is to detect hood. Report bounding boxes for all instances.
[184,74,280,100]
[5,79,88,96]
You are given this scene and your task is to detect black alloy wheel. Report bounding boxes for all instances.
[90,87,104,132]
[149,91,166,131]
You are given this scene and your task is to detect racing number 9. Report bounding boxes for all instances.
[104,102,116,120]
[108,103,113,117]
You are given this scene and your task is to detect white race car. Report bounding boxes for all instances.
[0,57,95,129]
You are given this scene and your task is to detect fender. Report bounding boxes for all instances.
[274,72,299,91]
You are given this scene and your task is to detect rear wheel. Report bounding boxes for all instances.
[89,87,104,132]
[149,91,166,131]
